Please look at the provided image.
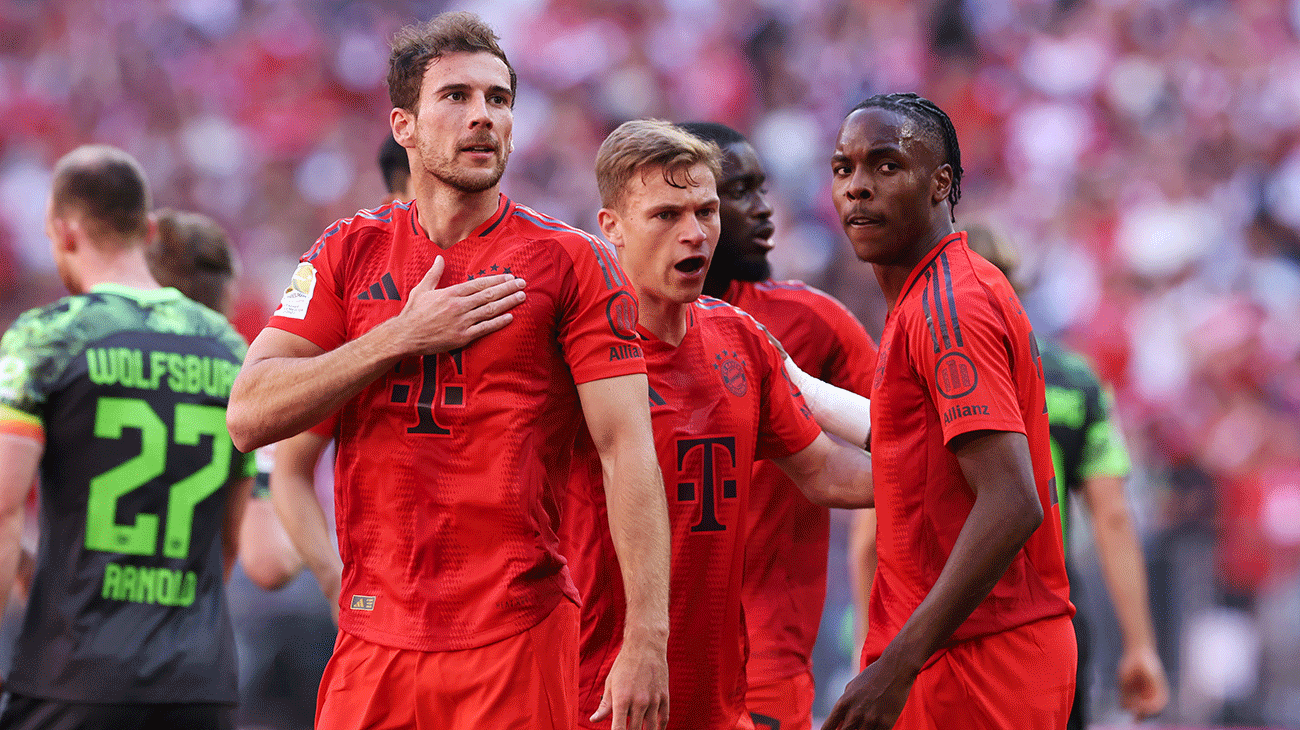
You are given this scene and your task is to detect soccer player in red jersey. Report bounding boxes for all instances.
[677,122,879,730]
[819,93,1076,730]
[226,13,671,730]
[564,119,876,730]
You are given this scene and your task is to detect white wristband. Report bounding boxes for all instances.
[784,355,871,449]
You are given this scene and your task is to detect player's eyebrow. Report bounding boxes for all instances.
[433,82,513,101]
[647,202,684,216]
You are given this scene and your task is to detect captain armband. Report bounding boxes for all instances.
[783,356,871,450]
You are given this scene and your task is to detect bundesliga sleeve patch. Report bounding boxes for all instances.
[275,262,317,320]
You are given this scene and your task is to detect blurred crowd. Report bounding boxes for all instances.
[1,0,1299,727]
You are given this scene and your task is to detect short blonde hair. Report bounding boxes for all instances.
[595,119,723,209]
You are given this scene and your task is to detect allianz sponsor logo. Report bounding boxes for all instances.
[941,403,989,425]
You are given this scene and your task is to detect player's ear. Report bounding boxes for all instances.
[931,163,953,206]
[145,211,159,247]
[48,213,76,253]
[391,107,415,149]
[597,208,624,250]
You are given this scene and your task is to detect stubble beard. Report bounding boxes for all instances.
[424,148,508,195]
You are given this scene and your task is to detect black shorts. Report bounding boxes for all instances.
[0,693,235,730]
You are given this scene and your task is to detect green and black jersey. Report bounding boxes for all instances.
[0,283,255,704]
[1040,338,1131,551]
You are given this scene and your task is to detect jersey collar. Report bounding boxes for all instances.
[409,194,514,245]
[896,230,966,305]
[89,282,184,303]
[472,194,513,239]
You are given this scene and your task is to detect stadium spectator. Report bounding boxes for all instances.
[225,13,672,730]
[821,94,1074,730]
[0,145,255,729]
[678,120,878,730]
[566,118,874,730]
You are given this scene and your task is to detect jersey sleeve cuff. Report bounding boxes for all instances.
[570,358,648,386]
[940,417,1026,447]
[0,404,44,444]
[264,319,338,353]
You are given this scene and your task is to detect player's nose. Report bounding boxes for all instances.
[467,93,493,129]
[845,167,872,201]
[682,215,710,245]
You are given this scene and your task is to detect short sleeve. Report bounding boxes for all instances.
[755,328,821,462]
[1080,388,1131,480]
[265,226,349,352]
[905,283,1024,445]
[0,309,64,440]
[555,234,647,385]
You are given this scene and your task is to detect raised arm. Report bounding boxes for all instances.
[823,430,1042,730]
[772,432,873,509]
[1080,473,1168,719]
[227,258,526,451]
[576,373,671,730]
[270,430,343,624]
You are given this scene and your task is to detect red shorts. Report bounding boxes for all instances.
[746,670,814,730]
[316,600,579,730]
[893,615,1076,730]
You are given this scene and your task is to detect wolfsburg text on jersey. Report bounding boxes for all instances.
[85,347,239,397]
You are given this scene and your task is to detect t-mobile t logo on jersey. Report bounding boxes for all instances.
[675,436,738,533]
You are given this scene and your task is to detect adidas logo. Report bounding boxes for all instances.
[357,273,401,301]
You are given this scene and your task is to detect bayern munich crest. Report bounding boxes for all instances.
[713,350,747,397]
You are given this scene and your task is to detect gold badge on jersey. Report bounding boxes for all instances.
[350,595,376,611]
[275,262,317,320]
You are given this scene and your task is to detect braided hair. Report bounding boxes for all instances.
[850,93,963,221]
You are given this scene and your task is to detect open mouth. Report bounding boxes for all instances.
[846,214,882,227]
[675,255,708,274]
[460,140,498,154]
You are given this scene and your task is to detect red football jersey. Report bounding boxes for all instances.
[563,298,822,730]
[267,196,645,652]
[864,231,1073,666]
[722,279,877,683]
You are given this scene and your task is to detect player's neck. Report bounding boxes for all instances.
[75,245,161,294]
[638,296,689,346]
[412,184,501,250]
[876,223,955,308]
